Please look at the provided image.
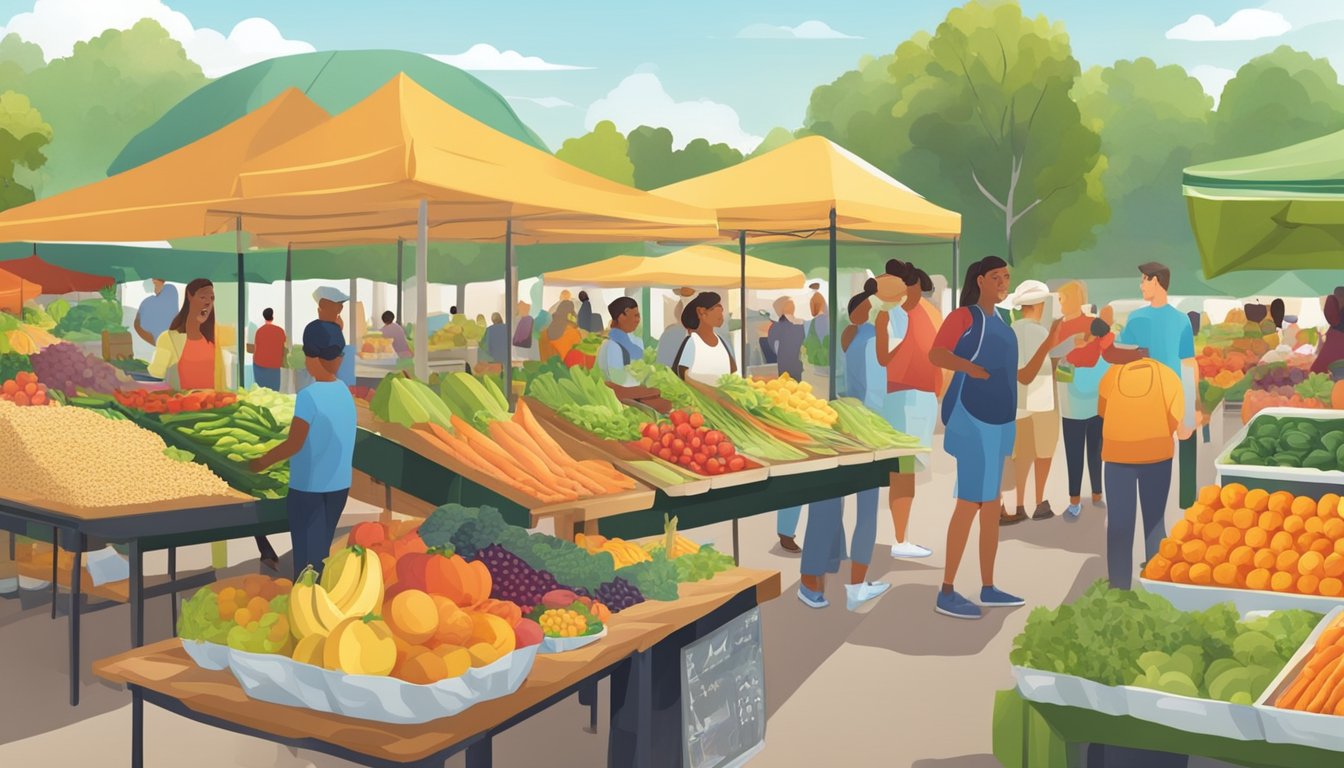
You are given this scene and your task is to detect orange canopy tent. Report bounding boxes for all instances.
[0,270,40,314]
[0,254,113,296]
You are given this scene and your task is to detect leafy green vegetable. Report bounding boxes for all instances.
[177,587,232,644]
[832,398,923,449]
[619,550,680,601]
[526,364,645,441]
[0,351,33,383]
[53,289,127,339]
[671,545,736,583]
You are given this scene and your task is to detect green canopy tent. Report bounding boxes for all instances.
[1185,129,1344,277]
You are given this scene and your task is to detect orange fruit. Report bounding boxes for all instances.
[1299,532,1321,551]
[1219,483,1248,509]
[1335,538,1344,557]
[1185,505,1207,524]
[1326,553,1344,578]
[1213,562,1238,586]
[1219,527,1243,548]
[1232,508,1256,530]
[1259,511,1284,532]
[1246,568,1272,590]
[1253,549,1277,570]
[1313,538,1334,556]
[1270,531,1294,553]
[1269,491,1295,514]
[1171,520,1193,542]
[1202,522,1225,544]
[1159,539,1179,560]
[1205,544,1230,566]
[1213,508,1235,526]
[1292,496,1318,518]
[1197,507,1214,525]
[1245,488,1271,513]
[1277,550,1301,573]
[1299,551,1326,576]
[1237,565,1253,587]
[1144,555,1172,580]
[1198,484,1222,508]
[1245,528,1269,549]
[1189,563,1213,585]
[1321,578,1344,597]
[1299,575,1321,595]
[1182,539,1208,564]
[1229,545,1254,567]
[1319,493,1340,518]
[1324,519,1344,540]
[1284,516,1305,535]
[1306,516,1325,535]
[1170,562,1192,583]
[1271,571,1295,592]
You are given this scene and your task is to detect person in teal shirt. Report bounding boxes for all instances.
[1107,262,1196,441]
[598,297,645,387]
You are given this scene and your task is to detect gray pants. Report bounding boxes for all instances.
[1104,460,1172,590]
[800,489,880,577]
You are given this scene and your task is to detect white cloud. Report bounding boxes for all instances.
[431,43,589,71]
[1165,9,1291,41]
[0,0,313,75]
[586,72,762,153]
[737,20,861,40]
[1263,0,1344,30]
[1189,65,1237,106]
[508,96,574,109]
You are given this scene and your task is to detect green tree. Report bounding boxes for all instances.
[0,90,52,210]
[749,127,796,158]
[0,34,42,91]
[555,119,635,185]
[626,125,743,189]
[1073,58,1211,279]
[4,19,206,196]
[1210,46,1344,160]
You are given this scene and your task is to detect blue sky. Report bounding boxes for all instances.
[1,0,1341,151]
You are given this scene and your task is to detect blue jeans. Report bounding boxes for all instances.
[253,365,281,391]
[1104,460,1172,590]
[778,506,802,537]
[800,490,880,577]
[288,488,350,579]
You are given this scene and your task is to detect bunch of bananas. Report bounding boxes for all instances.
[575,533,653,569]
[288,546,385,640]
[748,374,838,427]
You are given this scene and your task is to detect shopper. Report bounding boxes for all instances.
[483,312,508,367]
[1054,282,1112,519]
[599,297,645,387]
[577,290,605,334]
[796,280,893,611]
[539,300,582,363]
[380,310,411,361]
[310,287,357,387]
[672,292,737,386]
[250,308,286,391]
[655,287,698,367]
[929,256,1045,619]
[808,283,829,344]
[875,259,938,558]
[1005,280,1061,523]
[133,278,178,346]
[148,278,226,391]
[252,320,356,580]
[1098,356,1183,589]
[767,296,805,380]
[1311,288,1344,375]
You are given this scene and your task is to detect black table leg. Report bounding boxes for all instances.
[51,525,60,619]
[131,686,144,768]
[69,531,83,706]
[579,680,599,733]
[464,735,492,768]
[634,650,652,768]
[168,546,177,637]
[129,538,143,648]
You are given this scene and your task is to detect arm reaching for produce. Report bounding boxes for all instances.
[251,418,309,472]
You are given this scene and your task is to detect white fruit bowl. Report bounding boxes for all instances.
[540,626,607,654]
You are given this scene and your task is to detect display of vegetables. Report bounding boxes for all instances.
[831,397,923,450]
[1271,612,1344,714]
[51,288,128,341]
[370,374,454,430]
[742,373,837,427]
[238,385,294,424]
[0,351,32,383]
[158,399,291,496]
[0,400,238,508]
[30,342,122,396]
[1143,484,1344,597]
[1,371,49,406]
[530,597,604,638]
[635,410,749,476]
[1227,415,1344,472]
[1010,581,1318,703]
[526,364,645,441]
[114,388,238,414]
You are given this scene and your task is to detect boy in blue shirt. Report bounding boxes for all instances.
[252,320,356,578]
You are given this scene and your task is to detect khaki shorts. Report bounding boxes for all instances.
[1013,411,1060,460]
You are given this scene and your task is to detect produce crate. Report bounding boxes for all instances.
[1215,407,1344,495]
[1138,578,1344,615]
[1012,666,1116,713]
[1255,607,1344,753]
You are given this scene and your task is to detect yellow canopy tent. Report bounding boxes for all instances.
[545,245,805,290]
[652,135,961,397]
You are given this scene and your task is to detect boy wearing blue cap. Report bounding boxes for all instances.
[251,319,356,578]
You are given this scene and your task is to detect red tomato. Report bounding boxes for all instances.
[690,437,702,449]
[673,423,691,439]
[728,456,746,471]
[672,438,685,452]
[639,437,655,452]
[705,459,723,475]
[704,430,723,446]
[717,442,734,458]
[661,433,675,448]
[693,453,707,465]
[682,447,693,457]
[642,423,659,440]
[689,462,703,474]
[670,410,687,426]
[658,448,673,461]
[689,412,704,429]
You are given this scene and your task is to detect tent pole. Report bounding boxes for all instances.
[828,208,838,400]
[503,219,515,410]
[349,277,359,355]
[951,237,959,310]
[284,244,293,394]
[640,286,652,347]
[415,200,429,381]
[396,238,404,322]
[236,216,246,389]
[739,230,748,374]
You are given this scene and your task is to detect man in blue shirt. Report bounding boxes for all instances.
[133,278,178,345]
[1107,262,1196,441]
[252,320,356,579]
[599,297,645,386]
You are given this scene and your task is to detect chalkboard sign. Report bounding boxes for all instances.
[681,607,765,768]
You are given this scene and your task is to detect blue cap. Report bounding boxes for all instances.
[303,320,346,361]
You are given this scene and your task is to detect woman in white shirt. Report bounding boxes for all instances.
[672,291,736,385]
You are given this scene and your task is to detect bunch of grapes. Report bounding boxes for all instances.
[595,577,646,612]
[30,342,121,397]
[475,544,562,607]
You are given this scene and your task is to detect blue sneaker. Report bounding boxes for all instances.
[935,589,982,619]
[979,586,1026,607]
[797,586,829,609]
[1064,503,1082,520]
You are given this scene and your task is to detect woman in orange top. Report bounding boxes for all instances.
[539,300,582,362]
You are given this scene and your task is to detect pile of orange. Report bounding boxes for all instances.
[1143,484,1344,597]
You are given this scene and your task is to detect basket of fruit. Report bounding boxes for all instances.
[529,589,608,654]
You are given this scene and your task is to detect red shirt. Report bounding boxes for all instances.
[887,301,942,394]
[179,337,215,390]
[932,307,975,352]
[254,322,286,369]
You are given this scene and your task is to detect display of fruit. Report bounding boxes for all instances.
[745,373,837,427]
[429,316,486,350]
[1,371,48,406]
[1272,611,1344,714]
[30,341,122,396]
[1199,346,1256,379]
[359,334,395,359]
[394,548,491,609]
[1241,389,1327,424]
[513,618,544,648]
[1228,414,1344,471]
[634,410,747,476]
[1143,484,1344,597]
[323,615,397,676]
[575,532,653,568]
[594,577,645,612]
[288,550,386,640]
[114,388,238,414]
[468,611,517,666]
[473,543,562,607]
[384,588,439,645]
[535,606,601,638]
[178,575,293,647]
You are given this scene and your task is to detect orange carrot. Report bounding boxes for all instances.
[561,465,609,496]
[578,459,635,490]
[1279,646,1344,709]
[517,401,576,465]
[1296,656,1342,711]
[450,415,543,487]
[488,421,580,496]
[426,424,549,499]
[502,417,570,476]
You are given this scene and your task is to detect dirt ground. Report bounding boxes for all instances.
[0,414,1246,767]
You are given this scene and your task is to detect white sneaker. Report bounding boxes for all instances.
[845,581,891,611]
[18,575,50,591]
[891,541,933,559]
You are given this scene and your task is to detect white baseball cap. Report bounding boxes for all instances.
[1003,280,1052,309]
[312,286,349,303]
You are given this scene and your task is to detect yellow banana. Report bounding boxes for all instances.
[310,581,346,634]
[321,547,361,609]
[287,578,320,640]
[337,548,384,618]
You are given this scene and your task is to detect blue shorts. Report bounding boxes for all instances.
[882,389,937,468]
[944,400,1014,504]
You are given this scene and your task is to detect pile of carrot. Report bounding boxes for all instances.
[1273,612,1344,714]
[415,400,636,505]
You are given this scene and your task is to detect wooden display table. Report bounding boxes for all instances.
[95,568,781,768]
